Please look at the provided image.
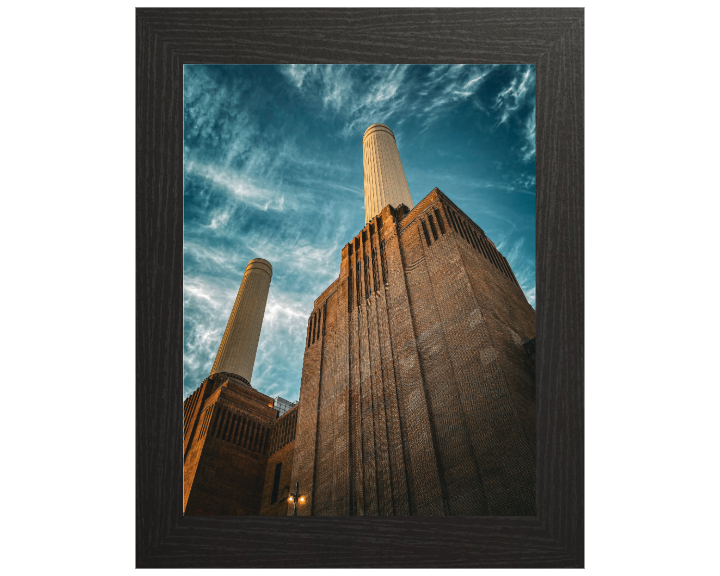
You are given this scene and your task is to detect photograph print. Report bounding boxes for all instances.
[182,64,537,516]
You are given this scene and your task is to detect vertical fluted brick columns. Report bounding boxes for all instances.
[210,258,273,383]
[363,124,414,224]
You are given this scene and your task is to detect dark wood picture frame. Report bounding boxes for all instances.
[137,8,583,568]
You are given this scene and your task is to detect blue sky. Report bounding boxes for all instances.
[183,64,536,402]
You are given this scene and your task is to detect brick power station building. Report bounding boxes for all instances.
[183,124,536,516]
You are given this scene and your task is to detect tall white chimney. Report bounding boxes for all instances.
[210,258,272,384]
[362,124,413,223]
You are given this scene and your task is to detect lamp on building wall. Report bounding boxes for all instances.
[287,482,305,516]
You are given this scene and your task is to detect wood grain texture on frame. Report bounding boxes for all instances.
[136,8,584,568]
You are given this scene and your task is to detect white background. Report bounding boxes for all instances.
[1,1,717,574]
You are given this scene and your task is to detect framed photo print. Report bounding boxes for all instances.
[137,8,583,568]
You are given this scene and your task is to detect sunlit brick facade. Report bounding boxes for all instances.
[183,372,298,516]
[290,188,536,516]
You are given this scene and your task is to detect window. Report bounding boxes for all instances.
[348,267,354,311]
[371,247,379,292]
[428,214,438,240]
[364,254,370,299]
[434,208,446,234]
[271,462,282,504]
[421,219,432,246]
[379,242,388,285]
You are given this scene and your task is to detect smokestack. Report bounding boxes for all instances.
[363,123,414,223]
[210,258,273,384]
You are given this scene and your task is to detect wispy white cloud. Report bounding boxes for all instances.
[283,64,310,88]
[279,64,536,163]
[184,69,254,163]
[281,64,497,137]
[494,66,534,126]
[185,156,288,213]
[521,108,536,161]
[339,66,410,137]
[418,65,496,130]
[496,236,536,309]
[184,241,246,273]
[248,242,338,286]
[184,277,230,311]
[505,236,525,263]
[207,208,231,229]
[467,177,536,198]
[333,183,364,196]
[523,287,536,308]
[183,276,239,396]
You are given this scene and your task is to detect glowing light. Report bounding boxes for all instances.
[299,497,305,502]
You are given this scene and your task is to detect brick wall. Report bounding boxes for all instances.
[259,404,300,515]
[183,375,276,515]
[259,440,295,516]
[183,376,306,516]
[290,188,536,516]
